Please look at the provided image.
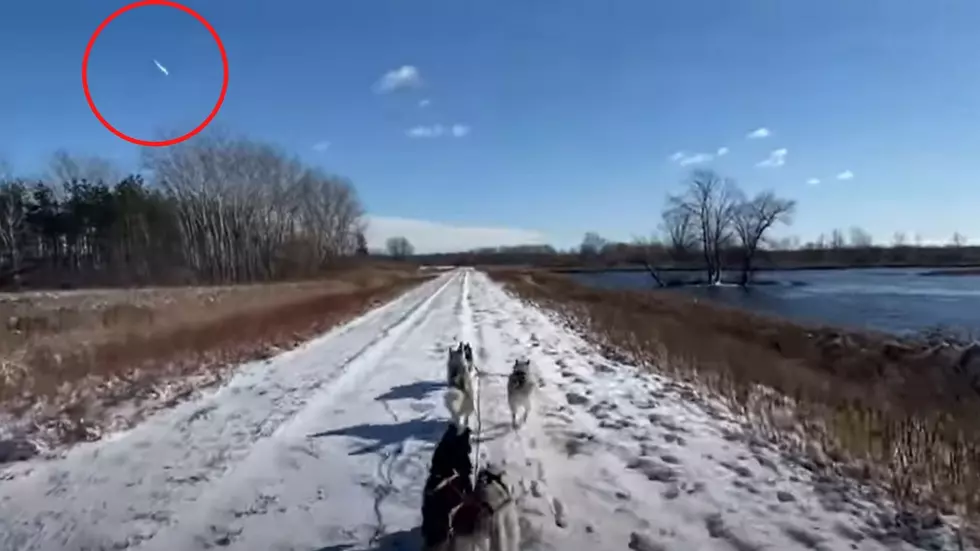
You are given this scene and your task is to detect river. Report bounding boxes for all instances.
[571,268,980,337]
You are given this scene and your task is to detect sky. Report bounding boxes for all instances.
[1,0,979,253]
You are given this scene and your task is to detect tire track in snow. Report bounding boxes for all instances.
[141,272,461,551]
[0,273,458,551]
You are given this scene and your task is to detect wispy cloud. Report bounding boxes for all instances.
[669,151,715,166]
[406,123,470,139]
[806,178,821,185]
[746,127,771,139]
[756,148,788,168]
[153,59,169,76]
[311,141,331,153]
[836,170,855,180]
[374,65,422,93]
[679,153,714,166]
[406,124,445,138]
[716,147,729,156]
[365,215,548,254]
[419,99,431,108]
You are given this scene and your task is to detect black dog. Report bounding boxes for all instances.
[421,424,478,548]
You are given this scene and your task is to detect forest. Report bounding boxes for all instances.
[0,134,369,290]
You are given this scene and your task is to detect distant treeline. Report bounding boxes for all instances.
[417,169,977,277]
[414,242,980,271]
[0,135,369,290]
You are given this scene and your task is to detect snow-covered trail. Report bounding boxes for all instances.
[0,269,960,550]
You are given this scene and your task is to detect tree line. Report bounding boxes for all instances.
[0,133,369,290]
[414,169,978,276]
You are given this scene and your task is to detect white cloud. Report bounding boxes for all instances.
[678,153,714,166]
[837,170,855,180]
[365,215,549,254]
[806,178,820,185]
[419,99,431,107]
[756,148,788,168]
[406,124,445,138]
[407,123,470,139]
[716,147,729,156]
[374,65,422,93]
[668,151,686,162]
[746,127,771,139]
[311,141,331,153]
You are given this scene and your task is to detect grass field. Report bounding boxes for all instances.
[0,265,430,455]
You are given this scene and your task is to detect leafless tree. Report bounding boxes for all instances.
[849,226,873,248]
[386,236,414,258]
[665,169,739,284]
[0,179,28,276]
[49,149,120,185]
[732,191,796,285]
[579,232,607,257]
[830,229,846,249]
[950,232,967,248]
[141,130,365,283]
[660,203,697,260]
[892,231,907,247]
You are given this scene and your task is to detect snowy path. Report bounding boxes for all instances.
[0,269,960,550]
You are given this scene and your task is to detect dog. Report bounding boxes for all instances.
[445,343,477,433]
[422,424,520,551]
[447,342,475,387]
[506,358,534,429]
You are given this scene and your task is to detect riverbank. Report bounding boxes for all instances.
[552,263,980,274]
[487,268,980,533]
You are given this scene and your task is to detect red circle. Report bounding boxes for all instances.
[81,0,229,147]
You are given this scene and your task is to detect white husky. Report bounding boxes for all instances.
[444,343,476,433]
[506,358,534,429]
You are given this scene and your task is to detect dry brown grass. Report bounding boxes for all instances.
[490,269,980,526]
[0,265,429,449]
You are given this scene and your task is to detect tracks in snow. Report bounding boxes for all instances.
[3,269,962,551]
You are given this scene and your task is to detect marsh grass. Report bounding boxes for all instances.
[489,269,980,527]
[0,266,428,449]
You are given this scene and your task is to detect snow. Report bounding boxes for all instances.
[0,269,971,550]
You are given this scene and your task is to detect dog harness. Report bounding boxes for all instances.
[427,468,513,540]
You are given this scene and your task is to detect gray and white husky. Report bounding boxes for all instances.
[506,358,534,429]
[445,343,476,433]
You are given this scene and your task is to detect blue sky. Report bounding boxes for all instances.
[1,1,978,253]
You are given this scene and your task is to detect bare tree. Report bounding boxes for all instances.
[0,179,28,277]
[666,170,739,284]
[830,228,846,249]
[892,231,907,247]
[49,149,120,185]
[732,191,796,285]
[386,236,414,258]
[849,226,873,248]
[950,232,967,248]
[660,203,697,260]
[141,130,365,283]
[579,232,607,257]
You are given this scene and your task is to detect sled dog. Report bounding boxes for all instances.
[506,358,534,429]
[445,343,476,433]
[422,424,520,551]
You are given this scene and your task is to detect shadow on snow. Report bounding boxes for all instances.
[314,526,422,551]
[309,418,445,455]
[374,380,444,402]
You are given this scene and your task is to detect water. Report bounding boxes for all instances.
[572,268,980,337]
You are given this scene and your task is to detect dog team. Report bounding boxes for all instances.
[423,341,537,551]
